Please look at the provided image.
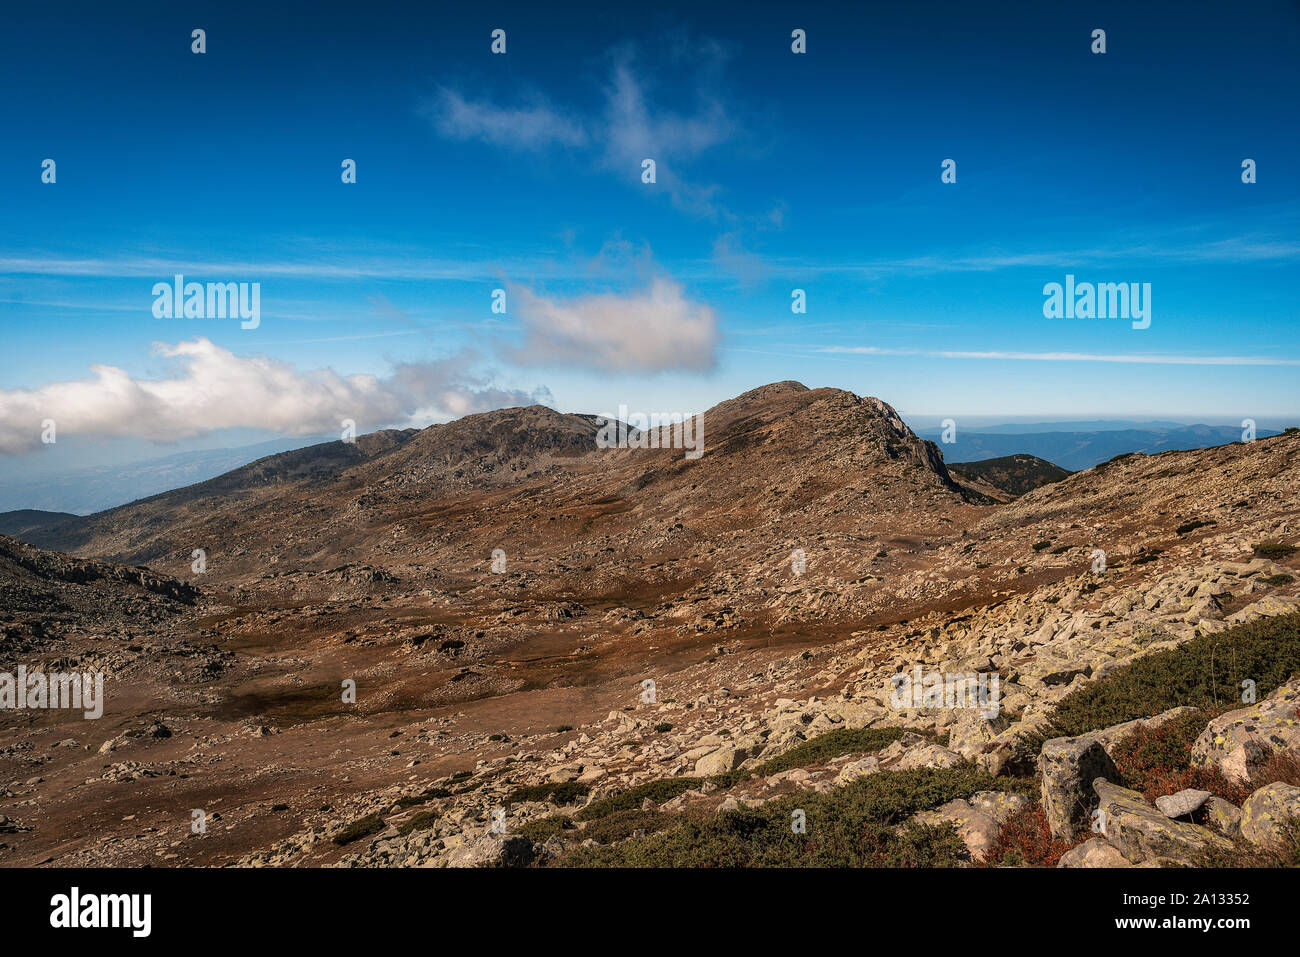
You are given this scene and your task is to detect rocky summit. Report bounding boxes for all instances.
[1,382,1298,868]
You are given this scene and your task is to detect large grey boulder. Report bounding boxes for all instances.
[1093,779,1232,864]
[1191,678,1300,785]
[1057,837,1133,868]
[1240,782,1300,849]
[694,744,750,777]
[444,832,534,868]
[1040,736,1119,839]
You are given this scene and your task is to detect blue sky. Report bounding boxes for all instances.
[1,0,1297,474]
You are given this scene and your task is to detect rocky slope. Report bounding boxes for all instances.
[0,382,1297,867]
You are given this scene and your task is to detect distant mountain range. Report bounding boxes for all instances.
[916,424,1284,472]
[0,436,329,515]
[0,418,1290,516]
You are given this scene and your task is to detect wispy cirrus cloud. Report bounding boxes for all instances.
[816,346,1300,366]
[423,49,744,220]
[0,253,511,281]
[426,88,588,150]
[0,338,550,455]
[732,238,1300,281]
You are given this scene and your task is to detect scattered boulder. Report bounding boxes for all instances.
[892,743,962,771]
[1202,796,1243,837]
[1093,779,1232,864]
[1155,788,1212,819]
[1191,678,1300,786]
[947,709,1010,761]
[445,832,534,868]
[913,799,1002,860]
[1239,782,1300,850]
[1057,837,1132,868]
[968,790,1031,824]
[1040,736,1120,839]
[836,756,880,785]
[694,745,749,777]
[976,725,1040,777]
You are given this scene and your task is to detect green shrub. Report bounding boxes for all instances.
[1176,520,1214,536]
[513,815,576,843]
[1033,613,1300,740]
[332,814,384,845]
[754,727,909,777]
[577,778,703,821]
[507,780,590,806]
[557,765,1030,867]
[396,787,452,808]
[395,810,441,836]
[1253,542,1298,560]
[1262,574,1295,586]
[654,722,673,733]
[579,808,675,845]
[1031,540,1052,552]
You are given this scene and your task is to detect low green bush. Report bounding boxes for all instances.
[395,810,441,836]
[332,814,385,846]
[576,778,702,821]
[1033,613,1300,740]
[1253,541,1298,560]
[752,727,908,777]
[513,815,576,843]
[507,780,590,805]
[558,765,1030,867]
[579,808,675,845]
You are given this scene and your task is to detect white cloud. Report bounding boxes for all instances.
[423,54,739,219]
[506,276,719,372]
[426,88,588,150]
[597,61,734,216]
[0,338,550,454]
